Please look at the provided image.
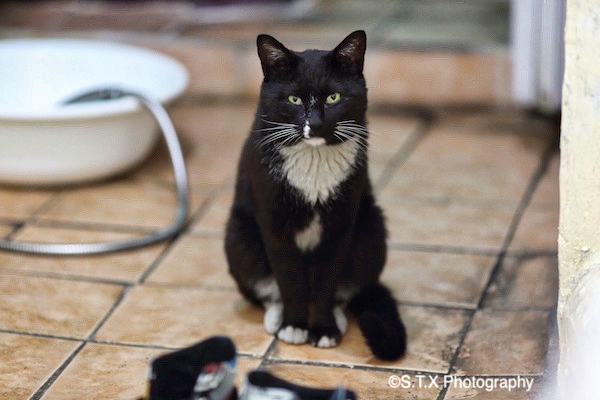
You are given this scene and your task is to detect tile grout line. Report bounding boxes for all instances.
[261,356,457,377]
[476,135,559,310]
[89,339,180,352]
[0,268,133,287]
[373,112,435,194]
[137,185,226,285]
[387,242,502,257]
[435,133,559,400]
[505,249,558,258]
[257,337,279,369]
[28,218,165,235]
[0,329,83,343]
[183,184,230,233]
[433,309,477,400]
[5,190,64,240]
[28,341,87,400]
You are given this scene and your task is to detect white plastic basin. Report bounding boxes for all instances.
[0,38,189,186]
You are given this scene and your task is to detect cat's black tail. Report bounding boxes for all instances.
[348,283,407,361]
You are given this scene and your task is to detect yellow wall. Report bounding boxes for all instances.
[559,0,600,396]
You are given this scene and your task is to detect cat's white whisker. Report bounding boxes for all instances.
[335,127,368,137]
[260,119,297,127]
[254,126,296,133]
[334,129,368,151]
[276,131,302,149]
[336,123,368,132]
[257,128,299,148]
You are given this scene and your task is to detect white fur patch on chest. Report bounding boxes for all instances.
[278,140,359,205]
[295,213,322,252]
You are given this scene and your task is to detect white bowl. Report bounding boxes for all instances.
[0,38,189,186]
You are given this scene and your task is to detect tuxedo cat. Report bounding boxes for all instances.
[225,30,406,360]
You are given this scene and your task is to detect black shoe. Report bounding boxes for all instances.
[147,336,237,400]
[239,370,357,400]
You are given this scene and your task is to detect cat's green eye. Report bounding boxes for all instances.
[288,95,303,105]
[326,92,342,104]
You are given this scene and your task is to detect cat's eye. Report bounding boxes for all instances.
[326,92,342,104]
[288,95,303,105]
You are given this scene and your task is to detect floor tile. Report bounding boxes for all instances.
[368,113,421,158]
[382,250,496,308]
[0,188,55,219]
[42,343,161,400]
[42,343,261,400]
[0,332,79,400]
[454,310,550,375]
[484,256,558,310]
[39,180,205,229]
[270,306,469,374]
[95,286,272,356]
[379,196,515,251]
[1,225,166,282]
[370,157,390,187]
[235,357,264,390]
[136,103,253,187]
[146,235,235,288]
[191,193,233,236]
[266,363,441,400]
[0,224,13,237]
[382,113,548,205]
[508,204,559,254]
[444,376,541,399]
[0,275,123,338]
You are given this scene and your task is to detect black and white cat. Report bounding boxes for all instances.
[225,31,406,360]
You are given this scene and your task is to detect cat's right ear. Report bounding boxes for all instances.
[257,34,297,79]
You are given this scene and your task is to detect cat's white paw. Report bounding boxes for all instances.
[316,335,338,348]
[264,303,283,334]
[333,306,348,334]
[277,326,308,344]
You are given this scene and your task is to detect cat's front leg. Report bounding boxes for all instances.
[276,277,310,344]
[309,316,341,348]
[266,251,311,345]
[308,262,347,348]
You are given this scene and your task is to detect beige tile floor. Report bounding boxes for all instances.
[0,100,558,400]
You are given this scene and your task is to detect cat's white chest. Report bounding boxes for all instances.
[278,140,359,205]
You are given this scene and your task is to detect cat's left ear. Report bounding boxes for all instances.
[332,30,366,75]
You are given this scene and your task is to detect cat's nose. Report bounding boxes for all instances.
[308,112,324,132]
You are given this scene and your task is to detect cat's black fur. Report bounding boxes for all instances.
[225,31,406,360]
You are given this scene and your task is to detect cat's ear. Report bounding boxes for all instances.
[257,34,297,79]
[332,30,366,75]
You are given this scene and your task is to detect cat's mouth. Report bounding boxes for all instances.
[303,137,326,147]
[302,121,326,146]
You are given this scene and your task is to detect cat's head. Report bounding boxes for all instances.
[255,30,368,148]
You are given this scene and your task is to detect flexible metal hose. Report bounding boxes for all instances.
[0,88,190,255]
